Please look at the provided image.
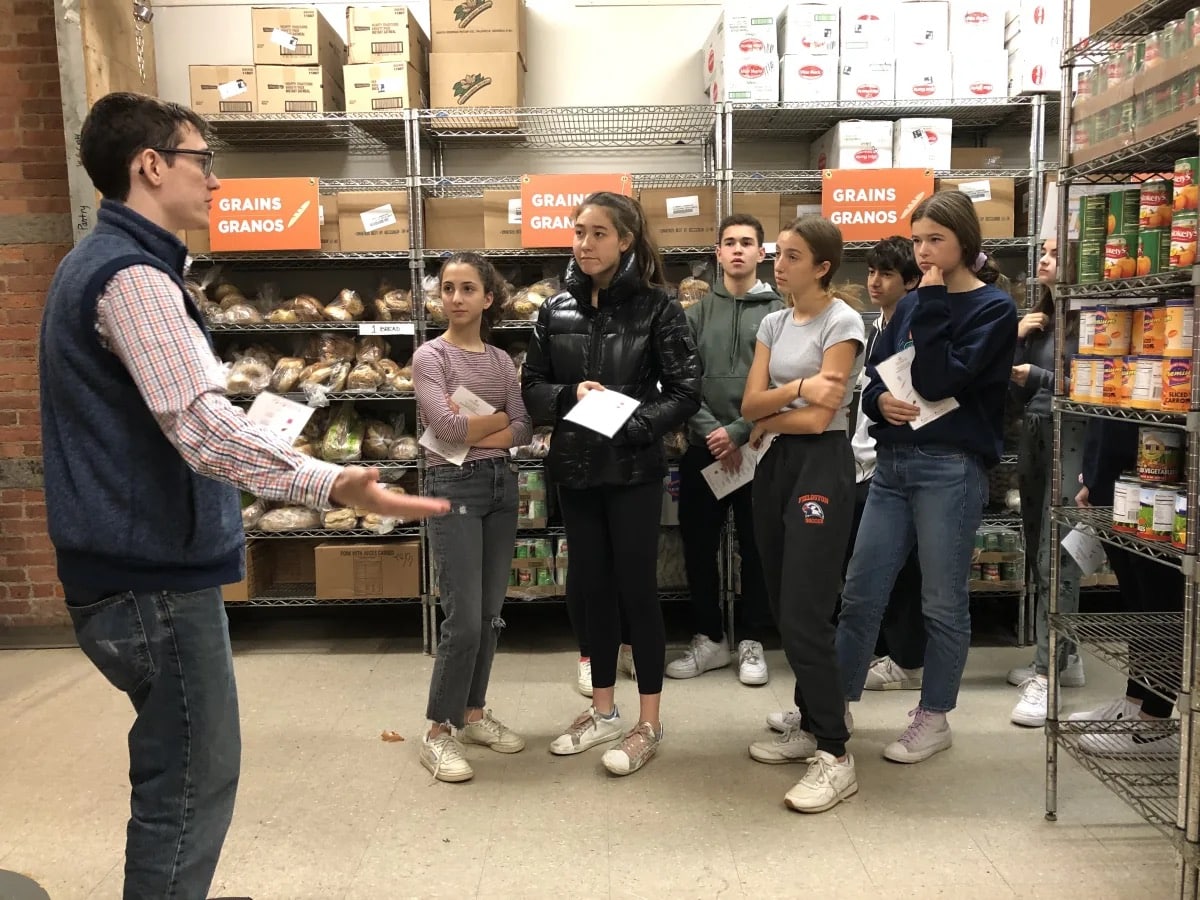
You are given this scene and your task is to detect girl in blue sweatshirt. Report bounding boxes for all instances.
[835,191,1017,765]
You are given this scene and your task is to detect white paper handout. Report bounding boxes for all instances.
[246,391,314,444]
[875,346,960,429]
[1061,525,1107,576]
[563,388,640,438]
[417,387,497,466]
[700,434,776,500]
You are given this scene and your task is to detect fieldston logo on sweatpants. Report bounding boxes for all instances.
[798,494,828,524]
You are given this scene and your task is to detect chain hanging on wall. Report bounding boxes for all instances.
[132,0,153,85]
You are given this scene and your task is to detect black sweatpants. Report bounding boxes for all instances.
[558,481,666,694]
[753,432,854,757]
[679,443,773,644]
[846,478,926,670]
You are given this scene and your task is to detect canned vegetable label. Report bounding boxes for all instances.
[1138,229,1169,276]
[1104,237,1135,280]
[1175,157,1199,211]
[1170,210,1197,268]
[1091,307,1131,355]
[1137,427,1184,481]
[1162,359,1193,411]
[1165,301,1194,356]
[1132,357,1164,408]
[1078,239,1104,283]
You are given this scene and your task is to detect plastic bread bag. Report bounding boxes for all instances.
[306,332,356,364]
[388,434,419,460]
[256,506,321,532]
[225,356,272,395]
[356,335,389,364]
[345,360,384,392]
[325,288,365,322]
[241,496,269,530]
[213,279,250,310]
[360,486,408,534]
[362,418,397,460]
[268,357,306,394]
[322,507,358,531]
[677,264,711,310]
[373,281,412,321]
[422,273,447,325]
[321,402,365,462]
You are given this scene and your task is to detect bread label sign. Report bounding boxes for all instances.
[209,177,321,252]
[821,168,934,242]
[520,173,632,248]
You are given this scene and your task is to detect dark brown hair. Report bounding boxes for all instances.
[573,192,667,289]
[718,213,765,246]
[439,252,509,340]
[910,191,1004,285]
[780,215,843,291]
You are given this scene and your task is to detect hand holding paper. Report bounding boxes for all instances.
[875,346,959,429]
[564,388,639,438]
[417,386,497,466]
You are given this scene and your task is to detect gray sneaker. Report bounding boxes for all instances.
[460,709,525,753]
[602,721,662,775]
[749,725,818,764]
[420,733,474,783]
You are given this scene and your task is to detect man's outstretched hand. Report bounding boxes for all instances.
[330,467,451,521]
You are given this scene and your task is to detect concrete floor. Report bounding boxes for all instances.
[0,618,1180,899]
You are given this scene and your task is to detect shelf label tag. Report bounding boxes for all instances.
[666,195,701,219]
[270,28,299,51]
[361,204,397,233]
[218,79,249,100]
[359,322,415,335]
[957,179,992,203]
[507,198,522,225]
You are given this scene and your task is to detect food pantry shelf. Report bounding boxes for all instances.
[421,246,715,259]
[205,112,411,154]
[244,527,422,540]
[1050,612,1184,703]
[1051,506,1187,568]
[413,105,717,148]
[227,392,416,404]
[1053,399,1189,429]
[191,251,411,269]
[731,168,1035,192]
[1056,268,1198,299]
[1065,0,1198,63]
[232,582,421,607]
[1063,121,1200,180]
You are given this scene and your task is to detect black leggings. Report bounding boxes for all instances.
[558,481,666,694]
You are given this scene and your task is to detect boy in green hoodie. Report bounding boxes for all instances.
[670,214,785,685]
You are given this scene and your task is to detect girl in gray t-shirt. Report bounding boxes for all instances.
[741,215,864,815]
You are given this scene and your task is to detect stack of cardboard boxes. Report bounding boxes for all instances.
[250,7,345,113]
[343,6,431,112]
[1005,0,1066,95]
[428,0,527,110]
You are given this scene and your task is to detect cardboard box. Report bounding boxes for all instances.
[314,541,420,600]
[423,196,486,249]
[894,52,953,101]
[430,51,525,109]
[346,6,430,69]
[430,0,527,61]
[344,62,427,112]
[893,118,953,169]
[256,65,344,113]
[779,192,823,225]
[781,54,838,102]
[840,2,894,53]
[189,65,257,114]
[483,189,522,249]
[948,1,1006,51]
[939,177,1016,238]
[319,194,339,252]
[1004,0,1064,48]
[1087,0,1126,34]
[896,1,949,50]
[731,191,781,242]
[950,146,1003,168]
[251,6,346,78]
[640,187,718,248]
[779,3,839,56]
[708,57,780,103]
[811,120,894,169]
[337,190,410,252]
[272,540,319,584]
[223,542,274,602]
[1008,44,1062,94]
[703,8,780,87]
[953,52,1009,99]
[838,56,895,102]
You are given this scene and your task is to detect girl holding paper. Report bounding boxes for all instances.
[836,191,1017,767]
[741,215,865,814]
[522,191,701,777]
[412,252,532,784]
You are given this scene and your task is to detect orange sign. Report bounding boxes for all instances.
[208,177,320,252]
[520,173,632,248]
[821,168,935,242]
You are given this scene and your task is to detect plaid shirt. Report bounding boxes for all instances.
[95,264,340,509]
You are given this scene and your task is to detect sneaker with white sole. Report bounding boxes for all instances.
[1011,675,1056,728]
[549,706,625,756]
[460,709,526,753]
[1068,696,1141,722]
[577,658,593,697]
[1007,654,1086,688]
[749,724,818,764]
[864,656,923,691]
[421,732,474,783]
[883,708,953,763]
[768,707,854,735]
[666,634,731,679]
[785,751,858,814]
[1078,722,1179,759]
[617,645,637,681]
[737,640,769,685]
[601,721,662,775]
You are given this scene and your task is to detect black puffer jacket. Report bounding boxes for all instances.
[522,253,702,489]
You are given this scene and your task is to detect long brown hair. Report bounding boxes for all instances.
[778,215,843,306]
[439,251,509,340]
[573,191,666,289]
[910,191,1004,285]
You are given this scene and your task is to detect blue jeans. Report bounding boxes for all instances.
[65,585,241,900]
[425,458,519,726]
[836,444,987,713]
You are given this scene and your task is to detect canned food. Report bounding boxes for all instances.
[1081,195,1110,240]
[1138,229,1170,276]
[1121,355,1137,404]
[1161,358,1193,411]
[1091,306,1132,355]
[1140,179,1174,229]
[555,565,568,586]
[1175,157,1200,211]
[1189,8,1200,47]
[1133,306,1163,354]
[1113,476,1140,532]
[1139,485,1179,541]
[1163,19,1188,58]
[974,529,986,550]
[1098,357,1121,404]
[532,538,552,559]
[1070,356,1095,402]
[984,529,1001,551]
[1131,357,1164,408]
[536,566,554,586]
[508,568,517,586]
[971,564,983,581]
[1078,238,1105,283]
[1138,484,1158,538]
[1174,490,1188,549]
[522,471,544,491]
[514,541,529,559]
[556,537,568,558]
[1170,210,1198,268]
[527,499,546,521]
[517,498,529,519]
[1000,561,1022,582]
[517,568,533,586]
[982,563,1001,582]
[1105,236,1136,280]
[999,530,1019,552]
[1109,188,1141,236]
[1137,427,1184,481]
[1165,299,1194,356]
[1077,309,1098,354]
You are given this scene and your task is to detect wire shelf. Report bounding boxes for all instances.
[432,587,691,606]
[1051,507,1186,569]
[731,168,1035,192]
[228,581,421,607]
[419,172,717,195]
[191,250,412,269]
[1057,269,1198,299]
[205,112,410,154]
[1051,612,1184,703]
[228,391,416,404]
[1064,122,1199,180]
[421,246,714,259]
[414,105,717,148]
[1065,0,1197,63]
[968,580,1025,594]
[1053,719,1182,833]
[1053,399,1188,428]
[245,527,422,539]
[209,321,417,333]
[730,97,1049,141]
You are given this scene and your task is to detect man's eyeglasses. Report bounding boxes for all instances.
[151,147,215,178]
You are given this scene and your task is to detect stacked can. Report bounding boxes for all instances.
[1137,178,1173,276]
[1112,428,1188,544]
[1172,157,1198,270]
[1072,306,1130,405]
[1077,194,1108,283]
[1104,188,1141,280]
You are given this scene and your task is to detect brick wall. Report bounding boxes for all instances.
[0,0,74,628]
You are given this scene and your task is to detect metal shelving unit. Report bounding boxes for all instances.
[1048,3,1200,891]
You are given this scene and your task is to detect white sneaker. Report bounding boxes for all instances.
[601,721,662,775]
[421,732,474,783]
[766,708,855,735]
[1007,654,1086,688]
[785,751,858,814]
[1078,721,1179,759]
[1068,697,1141,722]
[617,645,637,681]
[737,640,769,685]
[460,709,526,753]
[549,706,624,756]
[1011,676,1054,728]
[749,725,818,764]
[883,708,953,764]
[577,658,593,697]
[665,634,731,679]
[864,656,923,691]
